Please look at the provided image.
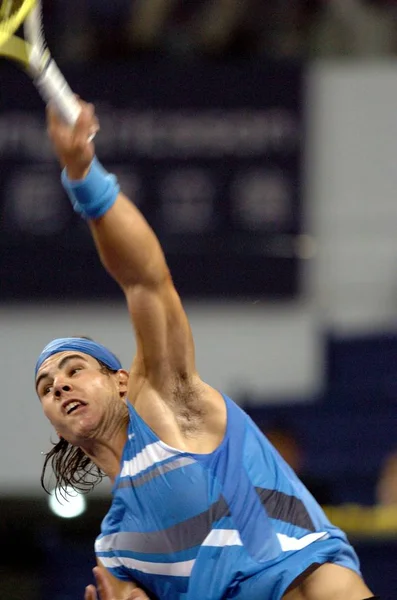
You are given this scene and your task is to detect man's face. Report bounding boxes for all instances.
[36,351,125,445]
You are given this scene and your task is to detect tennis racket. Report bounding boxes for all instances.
[0,0,81,125]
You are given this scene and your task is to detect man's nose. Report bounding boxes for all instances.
[54,382,72,398]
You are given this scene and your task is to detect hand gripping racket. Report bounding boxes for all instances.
[0,0,81,125]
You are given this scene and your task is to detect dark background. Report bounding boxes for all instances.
[2,1,397,599]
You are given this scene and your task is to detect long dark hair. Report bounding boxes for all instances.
[40,351,119,496]
[41,438,105,496]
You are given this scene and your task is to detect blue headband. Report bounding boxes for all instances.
[35,338,122,376]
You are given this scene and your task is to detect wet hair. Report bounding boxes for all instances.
[41,436,105,497]
[40,337,120,496]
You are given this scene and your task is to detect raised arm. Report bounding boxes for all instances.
[47,102,196,390]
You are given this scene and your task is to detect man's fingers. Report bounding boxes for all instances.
[93,566,114,598]
[46,99,97,145]
[88,566,150,600]
[46,111,70,145]
[72,103,97,149]
[46,102,64,128]
[126,585,151,599]
[84,585,98,600]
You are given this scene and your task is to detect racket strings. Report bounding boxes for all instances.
[0,0,35,44]
[0,0,23,22]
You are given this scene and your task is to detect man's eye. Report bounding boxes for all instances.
[44,386,52,395]
[70,367,82,375]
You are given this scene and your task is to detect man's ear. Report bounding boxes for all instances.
[117,369,129,400]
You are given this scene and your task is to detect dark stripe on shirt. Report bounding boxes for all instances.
[97,495,230,555]
[255,487,315,532]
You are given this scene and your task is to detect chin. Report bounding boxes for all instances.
[66,417,100,444]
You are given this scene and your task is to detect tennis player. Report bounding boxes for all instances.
[35,102,378,600]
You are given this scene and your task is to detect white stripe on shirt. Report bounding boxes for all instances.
[120,442,177,478]
[100,555,195,577]
[201,529,243,547]
[277,531,329,551]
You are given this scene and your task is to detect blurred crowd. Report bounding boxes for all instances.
[263,421,397,508]
[45,0,397,63]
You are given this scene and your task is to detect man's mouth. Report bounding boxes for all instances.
[63,400,87,415]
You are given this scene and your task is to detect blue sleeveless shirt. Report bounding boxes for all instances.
[95,395,360,599]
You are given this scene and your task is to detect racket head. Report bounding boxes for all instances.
[0,0,81,126]
[0,0,36,46]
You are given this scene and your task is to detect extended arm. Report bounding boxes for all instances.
[88,190,196,384]
[47,103,196,389]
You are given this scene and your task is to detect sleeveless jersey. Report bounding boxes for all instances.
[95,394,360,599]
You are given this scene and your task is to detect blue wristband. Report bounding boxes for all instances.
[61,157,120,219]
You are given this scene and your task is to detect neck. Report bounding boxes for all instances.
[83,430,128,483]
[80,404,129,483]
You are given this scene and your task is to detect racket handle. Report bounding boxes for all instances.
[33,58,81,126]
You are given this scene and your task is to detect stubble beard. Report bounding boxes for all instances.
[95,397,130,443]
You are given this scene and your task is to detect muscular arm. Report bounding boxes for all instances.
[89,193,195,385]
[89,192,167,289]
[47,103,196,390]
